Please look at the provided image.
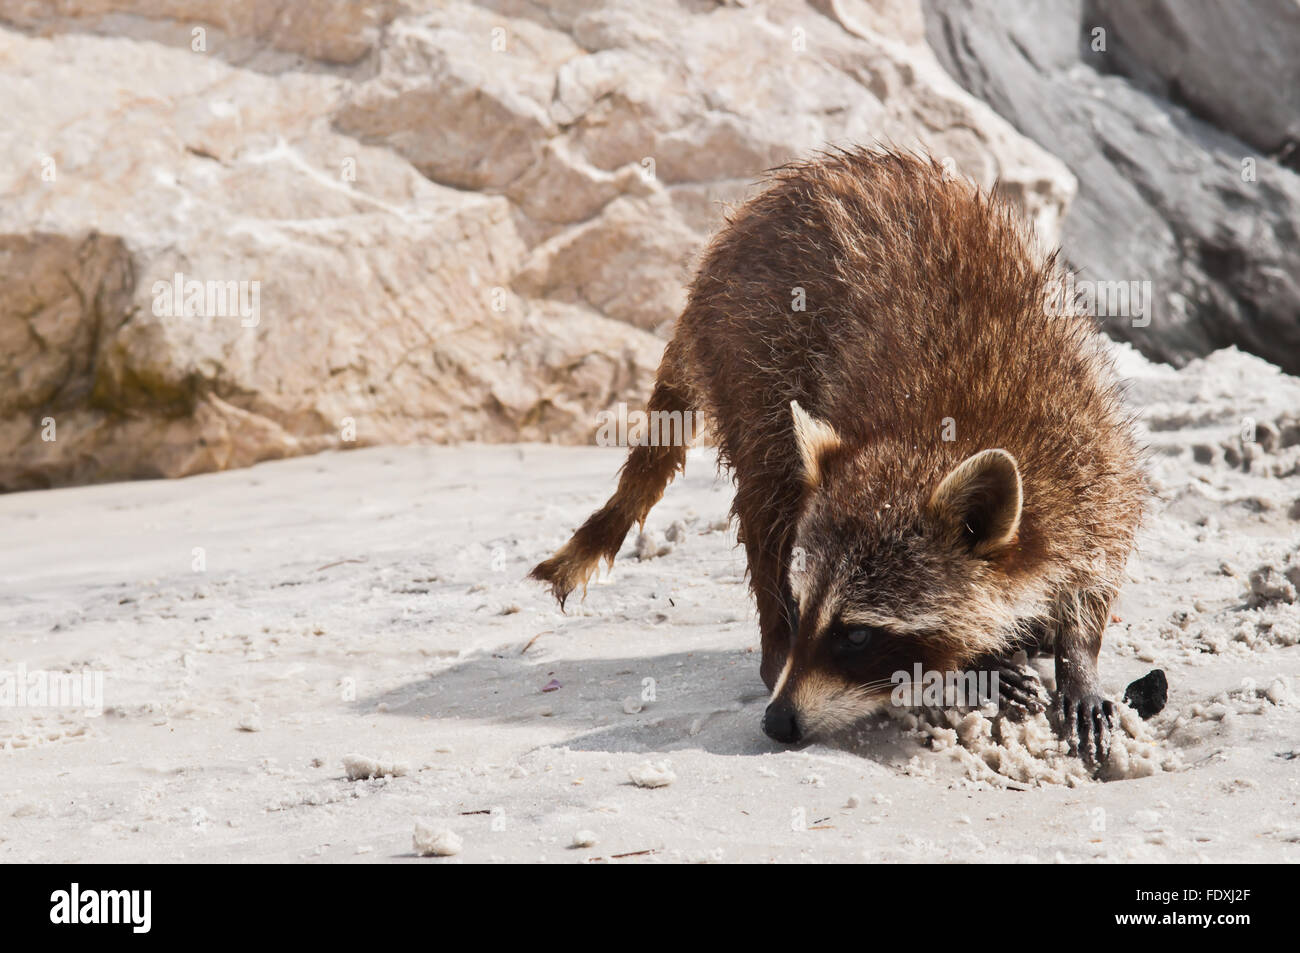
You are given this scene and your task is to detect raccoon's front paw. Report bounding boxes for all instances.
[1055,692,1116,767]
[971,656,1048,720]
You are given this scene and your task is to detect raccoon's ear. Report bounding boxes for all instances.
[928,449,1022,556]
[791,401,840,486]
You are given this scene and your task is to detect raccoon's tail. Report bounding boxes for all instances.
[529,337,696,609]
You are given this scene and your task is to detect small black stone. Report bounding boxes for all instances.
[1123,669,1168,719]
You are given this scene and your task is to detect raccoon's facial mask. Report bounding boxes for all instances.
[784,592,885,656]
[770,405,1020,744]
[765,588,922,744]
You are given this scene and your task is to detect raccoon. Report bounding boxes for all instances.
[530,148,1146,766]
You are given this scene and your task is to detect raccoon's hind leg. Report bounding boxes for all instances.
[529,337,695,608]
[1048,588,1118,767]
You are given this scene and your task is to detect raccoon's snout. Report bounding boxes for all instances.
[763,698,802,744]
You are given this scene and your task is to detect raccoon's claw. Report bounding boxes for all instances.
[1056,693,1116,768]
[973,656,1049,720]
[995,666,1050,719]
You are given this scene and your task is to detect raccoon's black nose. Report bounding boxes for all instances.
[763,699,802,744]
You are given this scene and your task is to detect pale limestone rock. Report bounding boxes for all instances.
[0,0,399,64]
[0,1,1073,488]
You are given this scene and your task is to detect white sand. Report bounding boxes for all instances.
[1,345,1298,863]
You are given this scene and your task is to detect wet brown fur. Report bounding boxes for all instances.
[531,148,1146,748]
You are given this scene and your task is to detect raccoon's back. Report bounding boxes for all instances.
[677,148,1142,555]
[687,151,1082,419]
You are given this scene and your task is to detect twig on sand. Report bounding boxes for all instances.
[315,557,368,572]
[587,848,660,863]
[520,630,551,655]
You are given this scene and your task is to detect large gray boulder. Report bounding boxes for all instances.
[923,0,1300,375]
[1085,0,1300,162]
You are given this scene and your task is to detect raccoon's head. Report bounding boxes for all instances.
[763,402,1025,744]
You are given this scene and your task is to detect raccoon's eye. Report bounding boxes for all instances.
[845,627,877,649]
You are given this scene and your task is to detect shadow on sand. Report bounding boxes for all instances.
[361,646,920,764]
